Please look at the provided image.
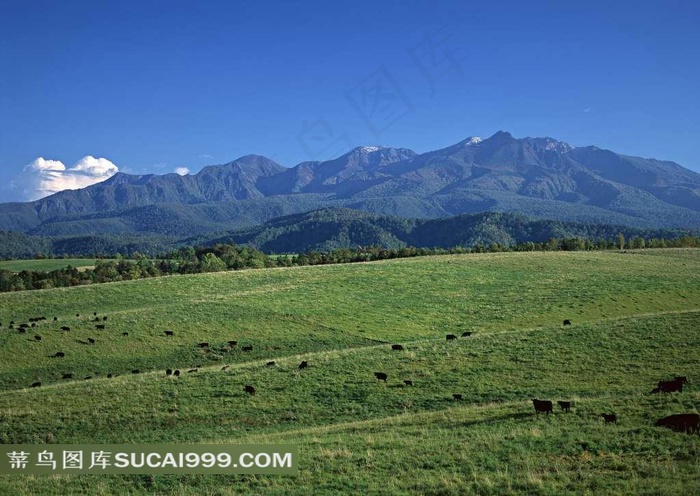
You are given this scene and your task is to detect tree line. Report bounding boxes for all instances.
[1,234,699,292]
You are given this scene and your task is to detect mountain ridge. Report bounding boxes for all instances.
[2,131,699,234]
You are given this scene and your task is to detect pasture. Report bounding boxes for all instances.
[0,249,699,494]
[0,259,103,273]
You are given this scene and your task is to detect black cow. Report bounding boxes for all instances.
[197,342,209,348]
[374,372,388,382]
[34,334,42,341]
[245,385,256,395]
[166,369,173,376]
[93,312,97,316]
[9,321,14,325]
[122,332,129,336]
[188,369,198,373]
[532,399,553,415]
[655,413,700,434]
[563,319,572,326]
[391,344,404,351]
[61,326,70,331]
[174,370,181,376]
[164,330,174,336]
[452,393,463,400]
[461,331,472,337]
[53,317,58,321]
[88,338,95,344]
[132,369,140,374]
[602,413,617,424]
[76,314,79,317]
[403,380,413,386]
[107,374,113,378]
[656,379,683,393]
[674,376,689,384]
[84,376,92,380]
[446,334,457,341]
[242,345,253,352]
[557,401,571,412]
[95,324,105,330]
[221,365,230,371]
[298,361,308,370]
[266,361,276,367]
[62,373,73,379]
[30,382,41,388]
[228,340,238,347]
[18,328,26,334]
[103,316,107,321]
[53,351,65,358]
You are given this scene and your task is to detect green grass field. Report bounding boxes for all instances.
[0,259,104,272]
[0,249,699,494]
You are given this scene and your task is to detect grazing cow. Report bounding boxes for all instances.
[94,317,100,322]
[166,369,172,376]
[88,338,95,345]
[299,361,308,370]
[60,326,70,331]
[188,369,197,373]
[461,331,472,337]
[31,323,36,327]
[122,332,129,336]
[10,321,14,325]
[266,361,276,367]
[8,324,14,330]
[93,312,97,316]
[244,385,256,395]
[221,365,230,371]
[374,372,388,382]
[107,374,113,378]
[446,334,457,341]
[228,340,238,347]
[34,335,42,341]
[391,344,404,351]
[62,373,73,379]
[198,342,209,348]
[657,379,683,393]
[173,370,181,376]
[655,413,700,434]
[18,329,26,334]
[54,317,58,321]
[31,382,41,388]
[674,376,689,384]
[602,413,617,424]
[95,324,105,330]
[132,369,140,374]
[164,330,174,337]
[76,314,79,317]
[532,399,553,415]
[403,380,413,386]
[453,394,463,400]
[84,376,92,380]
[563,319,572,326]
[557,401,572,412]
[242,345,253,352]
[54,352,65,358]
[19,323,28,328]
[103,316,107,321]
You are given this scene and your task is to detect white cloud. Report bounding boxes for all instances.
[19,156,119,201]
[174,167,190,176]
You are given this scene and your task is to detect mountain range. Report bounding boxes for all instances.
[2,131,699,238]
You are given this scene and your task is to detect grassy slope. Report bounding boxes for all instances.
[0,249,699,494]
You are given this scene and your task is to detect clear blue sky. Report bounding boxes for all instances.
[1,0,699,201]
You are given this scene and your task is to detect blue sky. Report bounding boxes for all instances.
[1,0,699,201]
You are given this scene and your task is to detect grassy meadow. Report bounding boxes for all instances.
[0,259,103,273]
[0,249,699,494]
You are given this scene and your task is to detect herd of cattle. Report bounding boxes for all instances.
[2,314,698,435]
